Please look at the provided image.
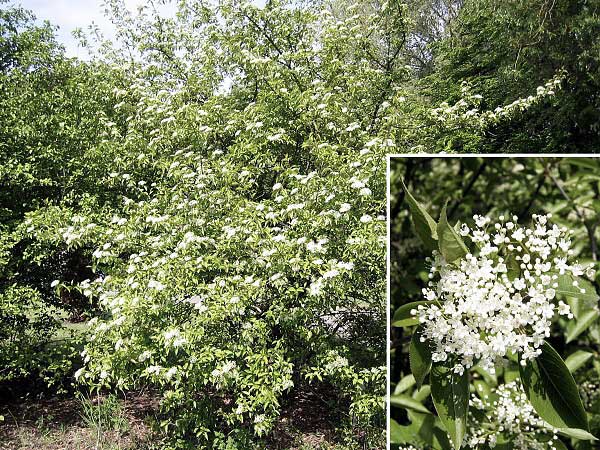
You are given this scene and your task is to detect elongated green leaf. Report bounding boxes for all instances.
[410,325,432,388]
[390,413,438,447]
[437,202,468,263]
[394,374,416,395]
[566,309,599,343]
[400,178,438,251]
[519,341,589,431]
[473,364,497,386]
[390,394,431,414]
[430,361,469,450]
[557,427,598,441]
[555,274,599,309]
[563,158,600,171]
[392,300,433,327]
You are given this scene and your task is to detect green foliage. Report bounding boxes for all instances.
[436,202,468,263]
[409,325,432,389]
[425,0,600,152]
[78,392,130,433]
[430,361,469,450]
[392,301,434,327]
[519,341,589,430]
[400,178,438,251]
[2,0,599,447]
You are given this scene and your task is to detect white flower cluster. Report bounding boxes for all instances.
[415,214,593,374]
[580,380,600,410]
[469,381,559,450]
[431,77,562,128]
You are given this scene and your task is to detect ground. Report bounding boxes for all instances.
[0,384,365,450]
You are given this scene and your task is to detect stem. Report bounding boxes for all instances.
[545,164,598,261]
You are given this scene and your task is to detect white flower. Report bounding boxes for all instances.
[138,350,152,362]
[416,214,580,373]
[323,269,339,279]
[146,365,162,375]
[557,301,573,318]
[148,279,166,291]
[512,228,525,241]
[339,203,351,213]
[338,261,354,270]
[309,278,324,296]
[51,280,60,288]
[164,367,177,379]
[360,214,372,223]
[270,273,282,282]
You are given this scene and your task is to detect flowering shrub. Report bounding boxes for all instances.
[391,178,599,449]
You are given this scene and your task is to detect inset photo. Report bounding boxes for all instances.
[389,156,600,450]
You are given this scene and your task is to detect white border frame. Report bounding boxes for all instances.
[385,153,599,450]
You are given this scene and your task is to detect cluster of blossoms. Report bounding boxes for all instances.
[469,382,560,450]
[580,380,600,410]
[431,77,562,128]
[414,213,594,374]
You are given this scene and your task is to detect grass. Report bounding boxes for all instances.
[0,392,154,450]
[77,393,130,448]
[0,386,383,449]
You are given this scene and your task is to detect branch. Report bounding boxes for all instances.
[545,164,598,261]
[518,171,546,222]
[448,160,487,219]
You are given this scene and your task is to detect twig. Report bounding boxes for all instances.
[518,172,546,222]
[448,160,487,219]
[545,164,598,261]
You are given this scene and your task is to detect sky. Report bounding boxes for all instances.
[16,0,266,59]
[15,0,176,59]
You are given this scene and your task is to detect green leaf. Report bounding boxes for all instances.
[473,380,492,400]
[410,325,432,388]
[407,411,452,450]
[390,394,431,414]
[430,361,469,450]
[394,374,416,395]
[555,274,599,309]
[551,440,568,450]
[392,301,434,327]
[413,385,431,403]
[503,362,520,383]
[563,158,600,171]
[389,418,407,444]
[519,341,589,430]
[437,202,468,263]
[566,309,600,343]
[473,364,498,386]
[400,178,438,251]
[557,428,598,441]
